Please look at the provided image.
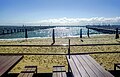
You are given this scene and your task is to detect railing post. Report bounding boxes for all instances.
[2,30,4,34]
[52,29,55,44]
[80,29,82,38]
[87,28,90,38]
[115,28,119,39]
[25,29,28,38]
[114,63,117,76]
[114,64,116,71]
[22,29,24,32]
[68,39,70,59]
[14,29,16,33]
[7,30,9,34]
[20,29,21,32]
[17,29,18,32]
[68,39,71,74]
[11,29,13,33]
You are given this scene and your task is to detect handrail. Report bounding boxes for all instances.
[0,51,120,55]
[68,39,70,59]
[0,43,120,47]
[0,39,120,56]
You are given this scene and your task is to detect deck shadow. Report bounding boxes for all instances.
[6,72,72,77]
[109,70,120,77]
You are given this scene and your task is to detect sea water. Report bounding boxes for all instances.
[0,26,100,39]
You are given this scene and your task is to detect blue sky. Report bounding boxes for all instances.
[0,0,120,25]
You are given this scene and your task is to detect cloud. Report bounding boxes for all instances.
[1,17,120,26]
[27,17,120,26]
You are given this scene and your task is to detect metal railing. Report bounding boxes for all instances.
[0,39,120,56]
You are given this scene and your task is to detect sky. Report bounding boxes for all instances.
[0,0,120,26]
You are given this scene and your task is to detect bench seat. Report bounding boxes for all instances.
[18,66,37,77]
[52,66,67,77]
[0,55,23,76]
[67,55,114,77]
[114,63,120,71]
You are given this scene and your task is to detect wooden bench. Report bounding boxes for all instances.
[66,55,114,77]
[52,66,67,77]
[18,66,37,77]
[114,63,120,71]
[114,63,120,76]
[0,55,23,76]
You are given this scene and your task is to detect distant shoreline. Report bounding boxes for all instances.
[0,34,110,41]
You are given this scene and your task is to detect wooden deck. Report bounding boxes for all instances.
[0,55,23,76]
[66,55,114,77]
[18,66,37,77]
[52,66,67,77]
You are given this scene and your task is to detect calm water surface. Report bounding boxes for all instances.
[0,26,100,39]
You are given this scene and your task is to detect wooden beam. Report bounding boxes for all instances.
[115,28,119,39]
[68,39,70,59]
[0,51,120,55]
[87,28,90,38]
[0,43,120,47]
[25,29,28,38]
[52,29,55,44]
[80,29,82,38]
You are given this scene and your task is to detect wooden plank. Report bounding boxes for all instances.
[0,56,23,76]
[1,43,120,48]
[53,72,57,77]
[30,68,36,72]
[18,68,29,77]
[1,56,21,76]
[17,73,24,77]
[116,64,120,69]
[86,55,114,77]
[1,56,22,71]
[80,55,105,77]
[67,56,82,77]
[27,73,34,77]
[56,67,61,72]
[57,72,62,77]
[0,56,17,75]
[61,67,65,72]
[25,66,37,73]
[18,66,37,77]
[53,66,66,72]
[0,56,12,63]
[71,55,89,77]
[0,56,7,63]
[18,68,33,77]
[67,55,114,77]
[0,56,13,76]
[1,50,120,56]
[62,72,67,77]
[53,72,67,77]
[53,66,57,72]
[53,72,61,77]
[74,55,97,77]
[22,72,29,77]
[53,66,67,77]
[0,56,12,64]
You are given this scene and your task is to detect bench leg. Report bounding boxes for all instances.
[114,64,117,71]
[68,63,71,73]
[114,64,119,77]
